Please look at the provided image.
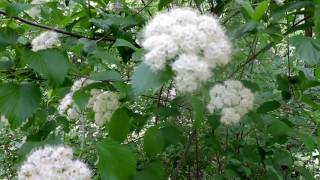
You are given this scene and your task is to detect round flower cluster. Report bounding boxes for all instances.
[58,78,94,119]
[88,91,120,126]
[31,31,60,52]
[142,8,231,92]
[18,145,91,180]
[207,80,254,125]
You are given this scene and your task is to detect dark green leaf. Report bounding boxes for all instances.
[158,0,172,10]
[134,161,164,180]
[24,49,70,84]
[90,70,122,81]
[0,82,41,129]
[107,109,130,143]
[144,126,165,157]
[97,139,136,180]
[257,100,281,113]
[0,28,18,48]
[113,39,137,50]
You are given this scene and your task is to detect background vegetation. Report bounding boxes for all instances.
[0,0,320,179]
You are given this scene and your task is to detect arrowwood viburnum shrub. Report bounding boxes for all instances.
[18,146,91,180]
[31,31,60,52]
[142,8,231,92]
[207,80,254,125]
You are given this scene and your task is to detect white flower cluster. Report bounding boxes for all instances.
[88,91,120,126]
[18,145,91,180]
[207,80,254,125]
[31,31,60,52]
[142,8,231,92]
[58,78,94,119]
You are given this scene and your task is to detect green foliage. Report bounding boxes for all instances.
[0,82,41,129]
[97,139,136,180]
[143,126,165,157]
[107,109,130,142]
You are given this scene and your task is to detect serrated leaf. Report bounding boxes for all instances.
[107,109,130,143]
[24,49,70,84]
[0,82,41,129]
[97,139,136,180]
[131,63,173,95]
[144,126,165,157]
[90,70,122,81]
[257,100,281,113]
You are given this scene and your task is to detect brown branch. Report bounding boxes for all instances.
[0,10,114,41]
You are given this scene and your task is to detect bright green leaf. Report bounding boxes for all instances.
[107,109,130,143]
[97,139,136,180]
[0,82,41,129]
[158,0,172,10]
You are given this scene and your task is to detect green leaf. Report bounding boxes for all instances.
[0,28,18,48]
[269,119,292,138]
[90,70,122,81]
[92,47,120,65]
[144,126,165,157]
[271,1,313,20]
[266,166,282,180]
[0,82,41,129]
[24,49,70,84]
[301,95,320,110]
[134,161,164,180]
[131,63,173,95]
[97,139,136,180]
[107,109,130,143]
[5,3,29,17]
[187,96,204,128]
[73,90,90,110]
[299,133,316,152]
[160,125,183,147]
[158,0,172,10]
[237,0,255,20]
[113,38,137,50]
[291,36,320,66]
[256,100,281,113]
[253,0,270,21]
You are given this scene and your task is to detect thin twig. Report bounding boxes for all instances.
[0,10,114,41]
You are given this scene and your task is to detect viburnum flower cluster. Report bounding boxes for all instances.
[207,80,254,125]
[142,8,231,92]
[18,145,91,180]
[88,91,120,126]
[31,31,60,52]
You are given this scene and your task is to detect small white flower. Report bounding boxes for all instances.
[18,146,91,180]
[27,6,41,18]
[31,0,50,5]
[31,31,60,52]
[274,0,285,5]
